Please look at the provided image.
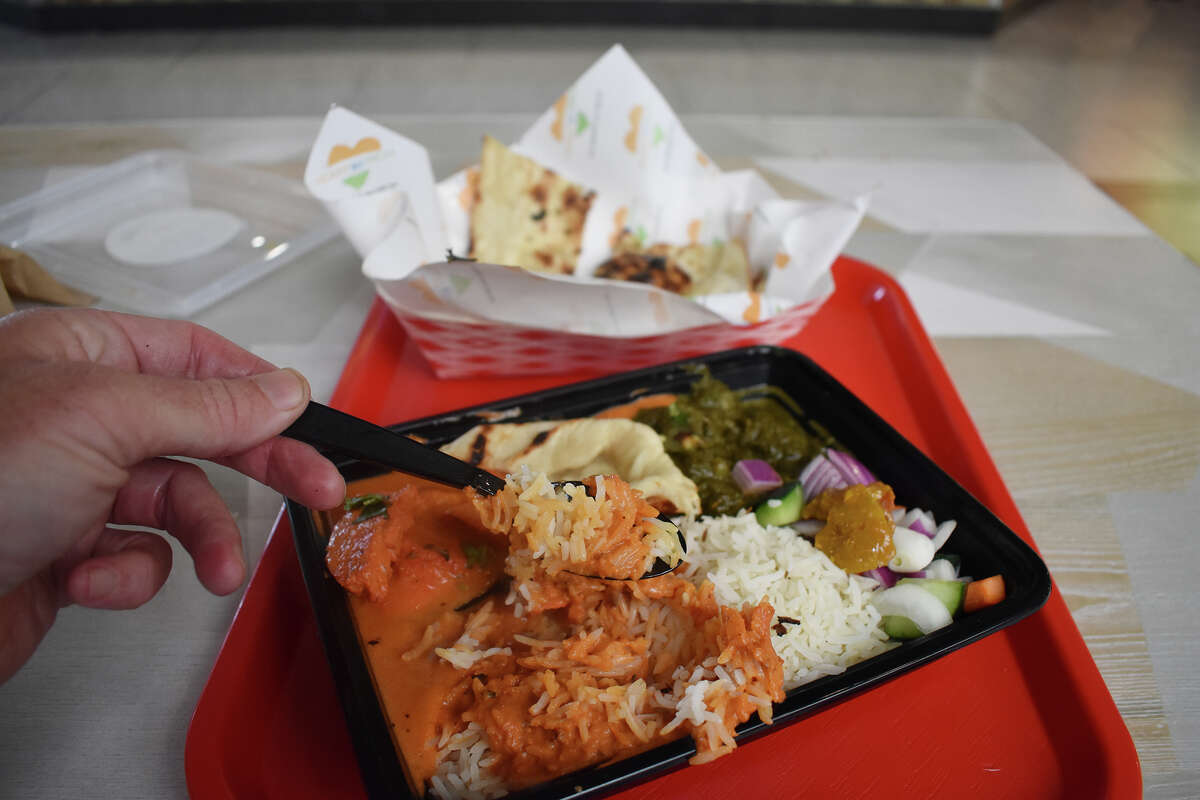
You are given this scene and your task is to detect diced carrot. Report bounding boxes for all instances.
[963,575,1006,614]
[593,393,676,419]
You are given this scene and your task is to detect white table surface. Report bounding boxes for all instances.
[1,114,1198,798]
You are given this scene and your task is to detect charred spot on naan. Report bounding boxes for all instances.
[645,496,682,515]
[468,428,492,466]
[595,251,693,294]
[596,229,751,297]
[464,425,560,472]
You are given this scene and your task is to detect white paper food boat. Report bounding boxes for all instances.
[305,45,865,377]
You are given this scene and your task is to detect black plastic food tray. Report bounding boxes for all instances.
[286,345,1052,800]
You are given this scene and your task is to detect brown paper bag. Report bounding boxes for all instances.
[0,246,94,314]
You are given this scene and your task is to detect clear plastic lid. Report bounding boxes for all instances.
[0,150,339,317]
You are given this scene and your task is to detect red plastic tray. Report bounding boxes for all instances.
[186,257,1141,799]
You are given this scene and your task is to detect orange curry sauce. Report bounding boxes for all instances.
[323,472,783,796]
[325,474,508,790]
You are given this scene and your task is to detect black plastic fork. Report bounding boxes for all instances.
[283,402,684,579]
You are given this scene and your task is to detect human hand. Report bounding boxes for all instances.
[0,308,346,683]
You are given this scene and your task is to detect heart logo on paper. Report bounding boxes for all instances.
[343,171,369,189]
[450,275,472,294]
[327,137,381,166]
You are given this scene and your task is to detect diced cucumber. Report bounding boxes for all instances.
[898,578,967,616]
[882,615,924,640]
[755,482,804,527]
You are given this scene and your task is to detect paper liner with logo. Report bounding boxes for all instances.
[305,45,866,377]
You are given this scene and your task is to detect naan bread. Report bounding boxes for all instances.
[440,418,701,516]
[597,231,751,296]
[469,136,594,275]
[680,238,752,295]
[594,241,693,294]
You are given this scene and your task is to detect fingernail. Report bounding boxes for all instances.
[88,566,118,600]
[253,368,307,411]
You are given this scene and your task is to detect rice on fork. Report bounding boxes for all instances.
[472,467,683,588]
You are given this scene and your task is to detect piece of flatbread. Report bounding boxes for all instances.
[598,231,751,297]
[469,136,594,275]
[679,238,751,295]
[440,418,701,517]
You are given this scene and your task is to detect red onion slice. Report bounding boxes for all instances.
[860,566,899,588]
[798,455,827,488]
[732,459,782,494]
[801,449,876,501]
[799,454,847,499]
[908,510,935,537]
[825,449,876,486]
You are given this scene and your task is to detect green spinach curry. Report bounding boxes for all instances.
[635,367,834,515]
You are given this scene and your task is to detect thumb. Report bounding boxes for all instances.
[110,367,311,465]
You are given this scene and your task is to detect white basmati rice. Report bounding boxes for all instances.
[678,511,895,690]
[429,722,508,800]
[434,601,514,670]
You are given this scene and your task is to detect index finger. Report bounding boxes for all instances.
[0,308,277,379]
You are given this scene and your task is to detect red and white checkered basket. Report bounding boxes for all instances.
[395,299,825,379]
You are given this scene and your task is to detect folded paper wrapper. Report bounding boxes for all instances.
[304,45,866,378]
[0,245,95,316]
